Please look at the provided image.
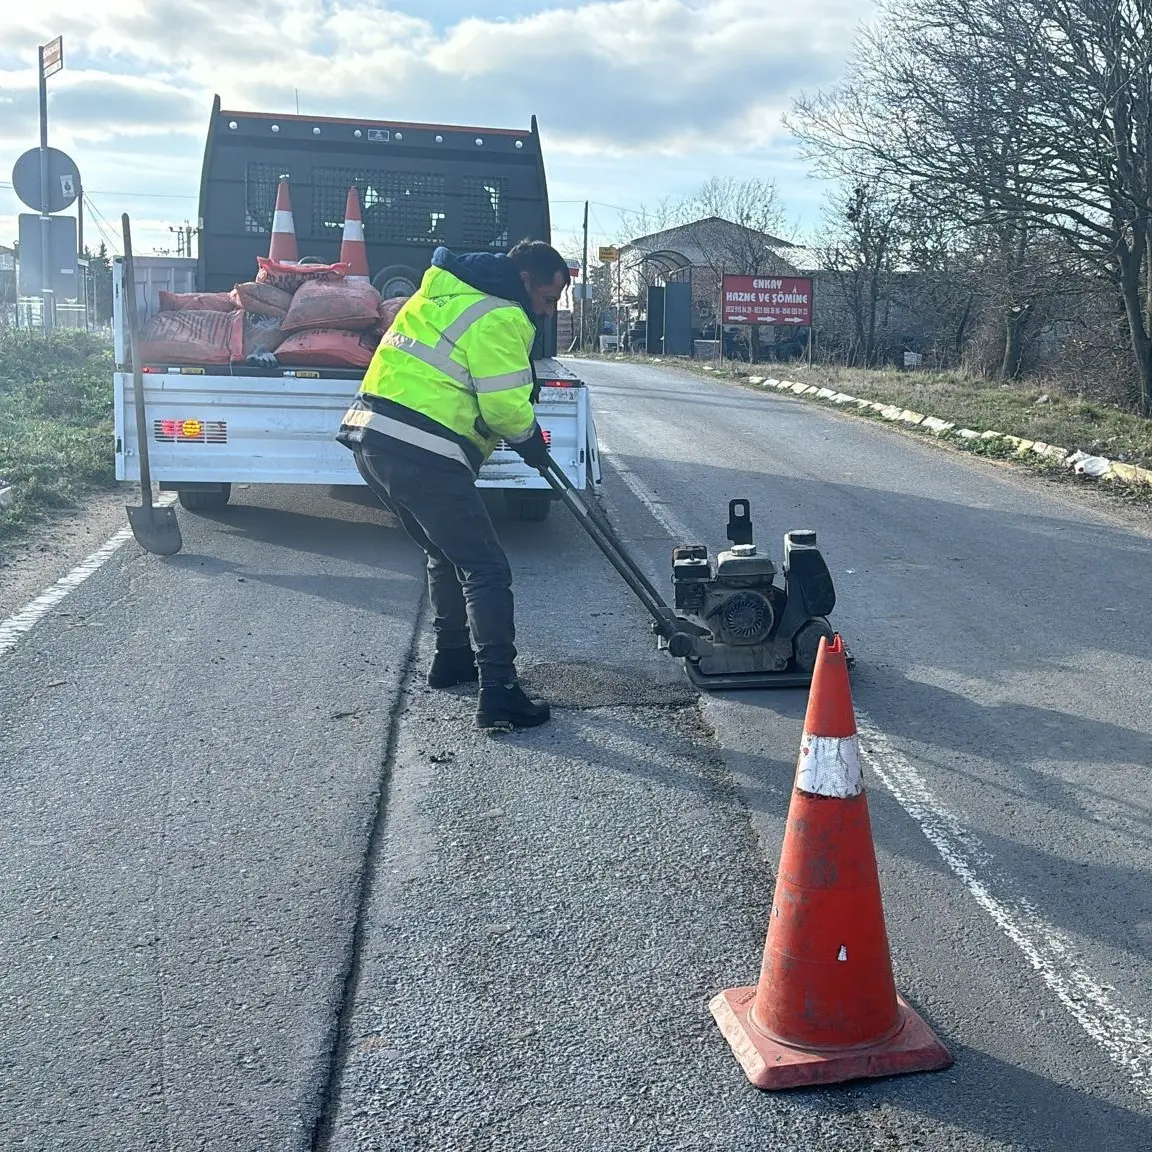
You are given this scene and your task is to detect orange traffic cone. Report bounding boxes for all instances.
[268,178,298,264]
[340,185,370,281]
[709,635,952,1089]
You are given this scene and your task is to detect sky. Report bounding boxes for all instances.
[0,0,878,268]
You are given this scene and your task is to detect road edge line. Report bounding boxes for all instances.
[0,495,177,657]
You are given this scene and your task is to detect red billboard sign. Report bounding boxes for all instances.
[722,274,813,326]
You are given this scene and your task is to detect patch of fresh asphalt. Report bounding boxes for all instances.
[0,484,426,1151]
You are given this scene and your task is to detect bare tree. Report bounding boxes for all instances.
[788,0,1050,379]
[813,182,910,365]
[789,0,1152,412]
[616,196,690,243]
[685,177,793,273]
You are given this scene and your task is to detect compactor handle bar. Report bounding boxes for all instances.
[538,456,696,657]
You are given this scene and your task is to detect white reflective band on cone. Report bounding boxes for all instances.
[272,211,295,232]
[343,220,365,241]
[795,733,864,798]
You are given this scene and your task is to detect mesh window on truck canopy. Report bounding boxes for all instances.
[196,96,557,356]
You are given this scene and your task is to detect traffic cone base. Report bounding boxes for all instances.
[710,634,953,1090]
[709,986,953,1090]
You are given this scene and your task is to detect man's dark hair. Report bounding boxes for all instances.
[508,239,571,287]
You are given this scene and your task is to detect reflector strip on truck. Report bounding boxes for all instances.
[154,419,228,444]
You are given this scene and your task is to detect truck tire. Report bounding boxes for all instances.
[373,264,422,299]
[505,492,551,522]
[177,484,232,512]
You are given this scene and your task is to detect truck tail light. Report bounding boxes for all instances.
[153,418,228,444]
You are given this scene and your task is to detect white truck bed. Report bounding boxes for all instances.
[112,257,600,515]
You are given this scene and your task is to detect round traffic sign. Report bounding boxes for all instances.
[11,147,81,214]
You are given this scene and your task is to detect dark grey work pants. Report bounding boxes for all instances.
[355,444,517,687]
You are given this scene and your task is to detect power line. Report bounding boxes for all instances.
[82,194,122,256]
[0,180,198,201]
[1,182,642,213]
[1,183,642,211]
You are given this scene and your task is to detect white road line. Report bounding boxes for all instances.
[601,440,1152,1100]
[858,720,1152,1101]
[0,496,176,657]
[599,439,694,541]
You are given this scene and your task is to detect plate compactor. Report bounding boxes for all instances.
[540,458,853,690]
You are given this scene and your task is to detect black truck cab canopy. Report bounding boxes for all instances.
[195,96,557,353]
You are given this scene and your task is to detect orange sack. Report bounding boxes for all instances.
[255,257,350,294]
[230,281,294,317]
[280,279,383,335]
[158,290,234,312]
[275,328,380,369]
[378,295,409,334]
[139,309,242,365]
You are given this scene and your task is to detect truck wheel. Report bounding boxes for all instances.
[505,492,551,522]
[177,484,232,512]
[373,264,421,299]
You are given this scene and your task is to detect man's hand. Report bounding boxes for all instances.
[512,424,550,472]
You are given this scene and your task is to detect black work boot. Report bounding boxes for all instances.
[427,647,478,689]
[476,682,551,731]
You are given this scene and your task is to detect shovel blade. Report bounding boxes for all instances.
[127,503,183,556]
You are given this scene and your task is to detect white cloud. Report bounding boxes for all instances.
[0,0,873,254]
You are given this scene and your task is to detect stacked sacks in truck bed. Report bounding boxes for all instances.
[137,258,407,369]
[266,260,382,369]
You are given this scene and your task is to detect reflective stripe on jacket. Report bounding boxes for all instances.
[353,264,538,465]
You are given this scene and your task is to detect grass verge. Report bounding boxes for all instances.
[0,329,117,546]
[743,362,1152,469]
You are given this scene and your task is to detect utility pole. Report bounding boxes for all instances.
[580,200,589,352]
[168,222,196,257]
[616,254,622,351]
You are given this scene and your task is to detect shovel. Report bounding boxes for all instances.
[121,213,183,556]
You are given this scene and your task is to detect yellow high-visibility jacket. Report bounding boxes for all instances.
[338,259,538,474]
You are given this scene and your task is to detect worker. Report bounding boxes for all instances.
[336,239,571,731]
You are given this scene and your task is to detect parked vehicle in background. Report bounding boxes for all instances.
[112,99,601,524]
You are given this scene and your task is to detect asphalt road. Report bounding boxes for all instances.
[0,486,425,1151]
[2,357,1150,1151]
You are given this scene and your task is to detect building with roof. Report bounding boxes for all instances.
[617,217,810,355]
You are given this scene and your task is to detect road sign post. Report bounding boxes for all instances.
[37,37,64,333]
[616,252,622,353]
